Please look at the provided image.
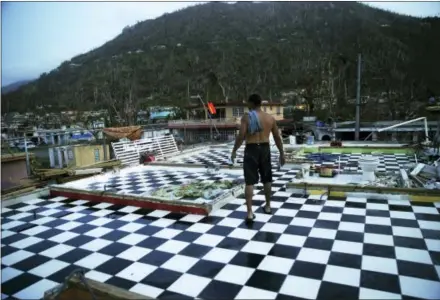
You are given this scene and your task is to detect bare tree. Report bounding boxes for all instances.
[100,63,139,126]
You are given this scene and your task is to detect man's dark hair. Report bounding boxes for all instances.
[248,94,262,106]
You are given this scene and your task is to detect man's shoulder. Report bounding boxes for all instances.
[262,111,275,121]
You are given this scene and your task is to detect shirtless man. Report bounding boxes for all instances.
[231,94,285,222]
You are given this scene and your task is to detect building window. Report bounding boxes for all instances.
[232,107,244,117]
[276,106,281,115]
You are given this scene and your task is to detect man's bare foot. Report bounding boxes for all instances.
[264,205,272,214]
[246,213,256,223]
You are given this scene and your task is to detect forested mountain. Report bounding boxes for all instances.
[2,1,439,123]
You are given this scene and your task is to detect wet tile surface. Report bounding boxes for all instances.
[2,175,440,299]
[170,148,415,173]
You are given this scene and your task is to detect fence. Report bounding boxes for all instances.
[111,135,179,166]
[168,118,240,126]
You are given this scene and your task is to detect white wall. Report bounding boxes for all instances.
[142,129,170,139]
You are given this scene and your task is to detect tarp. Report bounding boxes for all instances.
[150,111,171,120]
[103,126,142,141]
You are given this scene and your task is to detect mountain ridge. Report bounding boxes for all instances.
[2,1,439,124]
[1,79,33,95]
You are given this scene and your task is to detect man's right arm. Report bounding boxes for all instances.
[271,118,284,156]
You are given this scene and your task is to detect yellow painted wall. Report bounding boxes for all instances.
[72,144,110,168]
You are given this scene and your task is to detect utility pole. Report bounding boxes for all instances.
[355,53,362,141]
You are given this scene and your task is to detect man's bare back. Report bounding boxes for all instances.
[245,110,276,145]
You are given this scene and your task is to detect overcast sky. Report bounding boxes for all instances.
[2,1,439,86]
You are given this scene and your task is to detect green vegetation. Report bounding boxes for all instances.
[2,2,439,123]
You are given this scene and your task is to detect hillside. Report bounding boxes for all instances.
[2,1,439,124]
[1,79,33,95]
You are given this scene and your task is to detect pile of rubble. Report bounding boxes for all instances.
[409,163,440,190]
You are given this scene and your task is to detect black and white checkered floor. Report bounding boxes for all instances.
[84,169,242,201]
[170,148,415,173]
[2,178,440,299]
[170,149,282,169]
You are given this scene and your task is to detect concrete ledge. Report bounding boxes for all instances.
[149,161,242,170]
[44,275,152,300]
[2,187,50,207]
[50,183,244,215]
[50,186,211,215]
[305,147,414,154]
[286,182,440,202]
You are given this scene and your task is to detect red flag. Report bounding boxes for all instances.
[207,102,216,114]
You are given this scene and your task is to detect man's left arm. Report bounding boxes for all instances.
[232,114,248,154]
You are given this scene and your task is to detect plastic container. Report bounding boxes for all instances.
[301,163,311,178]
[306,135,315,145]
[289,135,296,145]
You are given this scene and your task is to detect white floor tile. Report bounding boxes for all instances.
[13,279,59,300]
[167,273,210,297]
[257,255,294,274]
[194,233,224,247]
[400,276,440,299]
[40,244,75,258]
[80,238,112,252]
[129,283,164,298]
[156,240,189,254]
[394,247,433,265]
[161,254,198,273]
[48,231,79,243]
[118,233,148,245]
[153,228,182,239]
[323,265,360,287]
[215,264,254,285]
[74,253,112,269]
[296,248,330,265]
[236,286,277,299]
[332,240,363,255]
[228,228,257,240]
[116,262,157,282]
[361,256,398,275]
[1,267,23,283]
[276,233,307,248]
[202,247,238,264]
[2,250,34,266]
[29,259,69,277]
[85,270,112,283]
[241,241,273,255]
[279,275,321,299]
[117,246,152,261]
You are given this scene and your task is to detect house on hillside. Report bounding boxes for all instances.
[168,100,285,143]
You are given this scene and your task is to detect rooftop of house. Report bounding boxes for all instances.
[1,152,35,163]
[184,100,285,109]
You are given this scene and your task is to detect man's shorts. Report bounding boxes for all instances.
[243,143,273,185]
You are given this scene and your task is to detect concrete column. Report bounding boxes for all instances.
[412,132,419,143]
[372,132,378,142]
[58,134,63,145]
[57,147,63,168]
[65,133,69,144]
[48,148,55,168]
[391,132,397,142]
[63,147,69,166]
[43,133,48,144]
[51,133,55,145]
